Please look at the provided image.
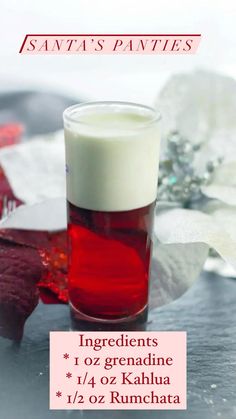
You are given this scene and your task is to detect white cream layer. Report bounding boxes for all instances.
[64,109,160,211]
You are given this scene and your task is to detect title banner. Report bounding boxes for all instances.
[19,34,201,54]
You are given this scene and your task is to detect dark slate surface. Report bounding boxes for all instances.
[0,91,77,137]
[0,272,235,419]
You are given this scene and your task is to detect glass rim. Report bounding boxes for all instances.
[63,101,161,131]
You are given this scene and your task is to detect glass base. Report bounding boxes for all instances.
[70,303,148,331]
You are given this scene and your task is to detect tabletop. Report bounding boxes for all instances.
[0,271,235,419]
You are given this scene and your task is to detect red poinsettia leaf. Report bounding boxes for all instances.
[0,228,50,249]
[0,241,44,341]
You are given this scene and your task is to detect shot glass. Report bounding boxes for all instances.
[63,101,161,323]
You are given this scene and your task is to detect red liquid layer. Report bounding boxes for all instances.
[67,201,155,320]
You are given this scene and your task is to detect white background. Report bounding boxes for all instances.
[0,0,235,104]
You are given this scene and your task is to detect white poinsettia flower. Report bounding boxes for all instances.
[150,69,236,306]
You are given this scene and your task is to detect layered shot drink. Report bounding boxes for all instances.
[63,102,161,322]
